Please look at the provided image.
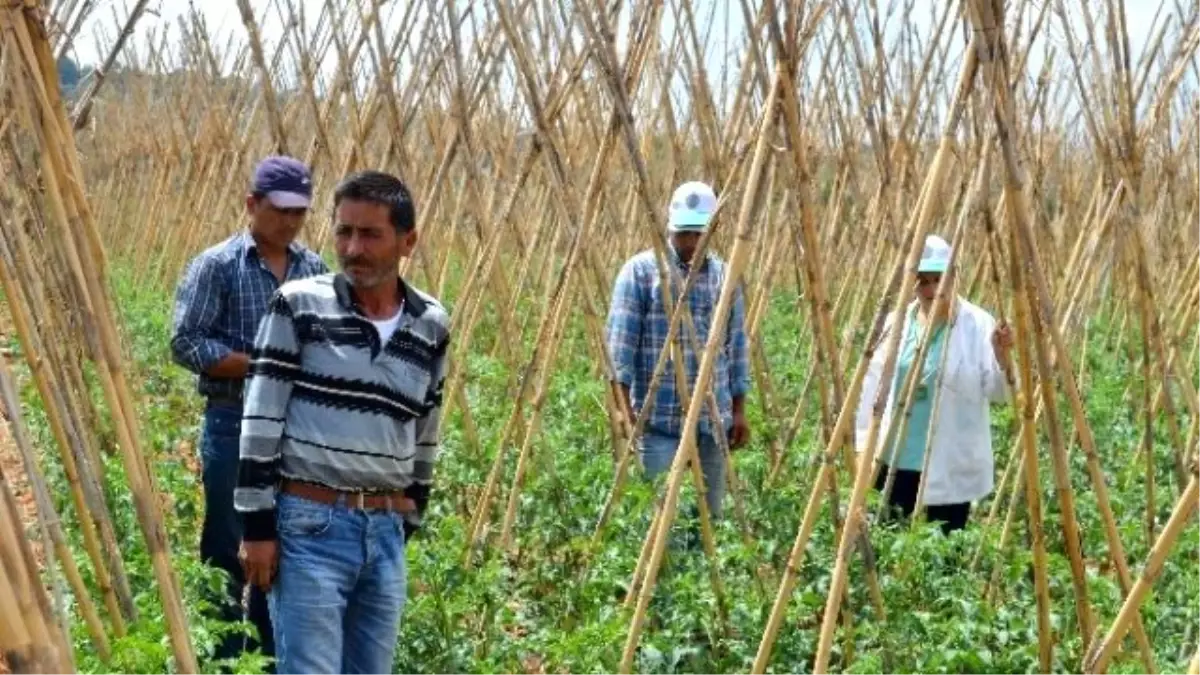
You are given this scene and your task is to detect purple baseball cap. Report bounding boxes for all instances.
[252,155,313,209]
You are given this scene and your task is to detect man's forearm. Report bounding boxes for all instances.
[206,351,251,379]
[170,333,248,380]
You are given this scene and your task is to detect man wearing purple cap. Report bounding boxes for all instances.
[171,155,328,669]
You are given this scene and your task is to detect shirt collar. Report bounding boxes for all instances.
[906,296,962,322]
[332,272,427,318]
[666,243,712,273]
[241,229,303,260]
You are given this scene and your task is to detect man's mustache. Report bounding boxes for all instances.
[340,256,369,267]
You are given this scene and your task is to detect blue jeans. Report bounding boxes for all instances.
[640,429,727,520]
[199,403,274,667]
[269,492,408,674]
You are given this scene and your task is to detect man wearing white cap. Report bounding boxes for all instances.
[605,180,751,531]
[855,234,1014,534]
[171,155,328,668]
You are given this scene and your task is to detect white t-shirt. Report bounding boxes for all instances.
[370,310,402,344]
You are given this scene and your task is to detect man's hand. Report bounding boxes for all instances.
[206,351,251,379]
[991,321,1014,368]
[730,411,751,449]
[729,396,751,449]
[239,539,278,591]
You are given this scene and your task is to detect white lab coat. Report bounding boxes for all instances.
[855,296,1013,505]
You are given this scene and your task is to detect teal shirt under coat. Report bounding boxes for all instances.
[882,306,949,471]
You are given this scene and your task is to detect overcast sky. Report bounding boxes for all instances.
[70,0,1171,67]
[69,0,1190,123]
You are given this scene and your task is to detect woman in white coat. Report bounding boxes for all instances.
[855,235,1015,534]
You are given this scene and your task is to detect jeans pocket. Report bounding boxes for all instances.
[200,428,240,467]
[277,496,333,537]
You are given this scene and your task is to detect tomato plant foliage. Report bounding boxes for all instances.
[5,267,1196,674]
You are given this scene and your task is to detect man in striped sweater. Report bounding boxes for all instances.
[171,155,327,668]
[234,170,450,674]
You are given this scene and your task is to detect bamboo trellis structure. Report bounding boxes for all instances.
[0,0,1197,672]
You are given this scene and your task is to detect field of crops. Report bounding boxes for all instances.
[1,0,1198,673]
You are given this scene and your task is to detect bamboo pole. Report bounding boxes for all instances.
[463,0,675,564]
[1002,153,1056,673]
[969,2,1176,667]
[969,0,1161,667]
[618,61,780,675]
[233,0,288,154]
[0,341,110,662]
[1085,470,1199,673]
[910,140,996,525]
[0,158,133,636]
[2,5,198,670]
[1,0,1196,672]
[811,19,984,673]
[0,461,74,673]
[68,0,150,130]
[1023,241,1097,647]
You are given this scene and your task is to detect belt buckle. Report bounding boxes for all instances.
[350,491,365,510]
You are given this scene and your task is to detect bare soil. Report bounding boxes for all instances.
[0,325,48,675]
[0,343,47,571]
[0,446,38,675]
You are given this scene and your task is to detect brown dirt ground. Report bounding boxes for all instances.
[0,339,47,571]
[1,420,46,568]
[0,303,202,674]
[1,322,48,675]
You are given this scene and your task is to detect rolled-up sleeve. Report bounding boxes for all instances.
[606,261,644,388]
[170,254,231,374]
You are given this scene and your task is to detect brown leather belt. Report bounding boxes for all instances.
[281,479,415,513]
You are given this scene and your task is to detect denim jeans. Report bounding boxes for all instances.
[269,492,408,674]
[640,428,727,520]
[199,402,274,668]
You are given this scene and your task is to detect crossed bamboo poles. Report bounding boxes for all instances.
[1,1,197,671]
[1,0,1198,671]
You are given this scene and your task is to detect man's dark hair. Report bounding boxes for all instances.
[333,170,416,232]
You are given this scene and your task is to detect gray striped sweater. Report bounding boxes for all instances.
[233,272,450,541]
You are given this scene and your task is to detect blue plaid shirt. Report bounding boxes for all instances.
[605,245,750,438]
[170,230,328,401]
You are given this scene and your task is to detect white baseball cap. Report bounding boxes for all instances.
[918,235,951,273]
[667,181,717,232]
